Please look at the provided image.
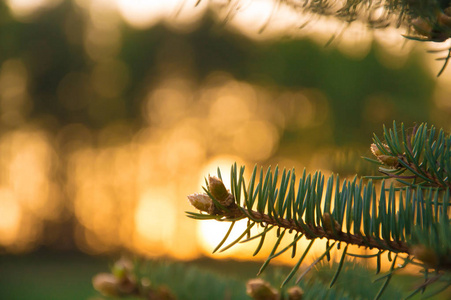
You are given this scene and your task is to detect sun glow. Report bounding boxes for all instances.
[0,189,22,246]
[134,188,177,255]
[114,0,207,29]
[197,219,251,258]
[6,0,61,19]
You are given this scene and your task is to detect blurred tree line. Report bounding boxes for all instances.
[0,1,434,135]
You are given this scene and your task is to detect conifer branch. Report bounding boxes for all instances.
[186,122,451,297]
[368,122,451,189]
[190,186,410,253]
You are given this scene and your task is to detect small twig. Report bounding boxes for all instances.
[399,157,450,189]
[379,170,416,179]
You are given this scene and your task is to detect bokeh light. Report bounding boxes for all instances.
[0,189,22,247]
[134,187,177,255]
[6,0,61,19]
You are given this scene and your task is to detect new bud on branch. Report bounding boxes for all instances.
[208,175,235,206]
[187,175,242,218]
[92,258,176,300]
[187,193,212,213]
[245,278,304,300]
[246,278,279,300]
[370,143,400,168]
[287,286,304,300]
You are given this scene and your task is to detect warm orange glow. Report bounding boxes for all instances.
[233,120,279,161]
[8,132,56,218]
[134,188,177,255]
[62,73,332,260]
[197,220,251,258]
[0,128,60,253]
[209,94,253,129]
[0,54,345,264]
[147,88,190,127]
[0,189,22,246]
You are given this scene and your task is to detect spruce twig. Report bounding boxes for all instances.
[186,122,451,298]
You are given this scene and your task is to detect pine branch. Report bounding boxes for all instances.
[186,122,451,297]
[190,185,410,253]
[188,169,451,266]
[368,122,451,189]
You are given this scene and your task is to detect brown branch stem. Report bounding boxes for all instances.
[221,204,410,254]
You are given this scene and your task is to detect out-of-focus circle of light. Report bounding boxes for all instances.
[114,0,169,29]
[114,0,207,29]
[134,187,177,255]
[0,189,21,246]
[6,0,61,19]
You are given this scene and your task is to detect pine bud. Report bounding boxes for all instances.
[209,176,229,200]
[370,143,399,168]
[93,273,120,297]
[208,176,234,206]
[112,257,133,280]
[370,143,387,157]
[187,193,213,212]
[117,276,138,295]
[246,278,279,300]
[287,286,304,300]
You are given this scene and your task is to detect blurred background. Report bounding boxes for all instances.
[0,0,450,299]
